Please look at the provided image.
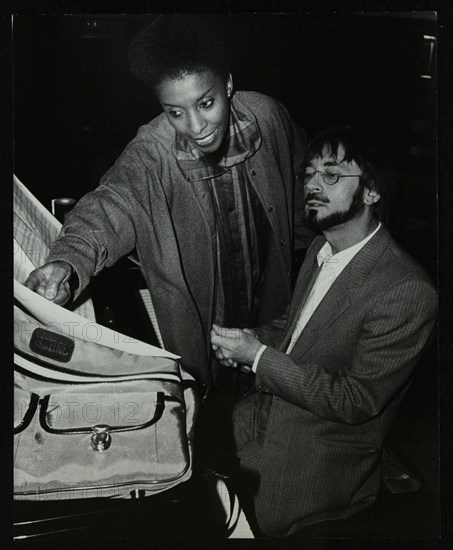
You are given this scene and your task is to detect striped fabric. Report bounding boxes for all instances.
[234,225,438,536]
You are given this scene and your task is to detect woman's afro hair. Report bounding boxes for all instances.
[128,15,231,92]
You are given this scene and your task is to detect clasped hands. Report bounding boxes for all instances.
[210,324,263,371]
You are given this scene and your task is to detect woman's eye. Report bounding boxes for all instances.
[200,99,214,109]
[169,110,182,118]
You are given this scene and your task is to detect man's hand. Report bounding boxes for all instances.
[210,324,263,368]
[24,261,74,305]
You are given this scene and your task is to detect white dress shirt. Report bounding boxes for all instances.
[251,223,381,372]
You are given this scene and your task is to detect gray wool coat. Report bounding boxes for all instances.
[47,92,305,385]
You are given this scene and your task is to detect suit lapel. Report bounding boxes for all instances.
[289,267,352,357]
[278,238,324,351]
[288,225,392,358]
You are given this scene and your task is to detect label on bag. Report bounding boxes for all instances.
[30,328,75,363]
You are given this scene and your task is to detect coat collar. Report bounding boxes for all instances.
[286,224,393,358]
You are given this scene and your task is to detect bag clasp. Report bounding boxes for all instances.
[91,425,112,452]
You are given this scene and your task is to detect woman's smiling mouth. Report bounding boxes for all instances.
[192,129,217,146]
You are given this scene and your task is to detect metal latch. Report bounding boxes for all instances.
[91,425,112,451]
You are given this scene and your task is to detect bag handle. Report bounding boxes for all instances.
[14,392,39,434]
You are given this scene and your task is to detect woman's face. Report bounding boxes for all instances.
[157,70,233,154]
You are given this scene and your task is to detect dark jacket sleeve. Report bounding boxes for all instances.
[46,142,156,300]
[253,309,289,348]
[274,103,315,251]
[255,278,438,425]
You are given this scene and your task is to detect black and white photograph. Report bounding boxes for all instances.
[7,4,451,544]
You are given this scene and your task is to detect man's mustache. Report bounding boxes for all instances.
[305,193,330,204]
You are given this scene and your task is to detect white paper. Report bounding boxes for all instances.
[13,174,96,321]
[14,281,180,359]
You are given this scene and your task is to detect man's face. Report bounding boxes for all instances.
[157,70,232,154]
[303,145,366,232]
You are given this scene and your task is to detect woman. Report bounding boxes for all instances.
[24,15,306,389]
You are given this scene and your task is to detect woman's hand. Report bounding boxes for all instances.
[24,261,74,305]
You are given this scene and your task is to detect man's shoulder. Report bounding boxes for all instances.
[363,227,435,292]
[385,236,434,285]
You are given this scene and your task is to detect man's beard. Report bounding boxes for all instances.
[304,184,365,232]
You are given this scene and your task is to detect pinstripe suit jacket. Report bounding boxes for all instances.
[234,224,437,536]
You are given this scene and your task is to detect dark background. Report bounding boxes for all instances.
[13,13,437,280]
[11,12,442,540]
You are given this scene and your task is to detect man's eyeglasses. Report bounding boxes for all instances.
[303,170,362,186]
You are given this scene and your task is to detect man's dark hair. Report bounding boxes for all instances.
[128,15,231,93]
[305,125,397,221]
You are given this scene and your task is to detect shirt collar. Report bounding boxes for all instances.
[317,222,382,274]
[172,96,262,182]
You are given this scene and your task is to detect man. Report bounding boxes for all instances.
[23,15,308,389]
[211,125,438,537]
